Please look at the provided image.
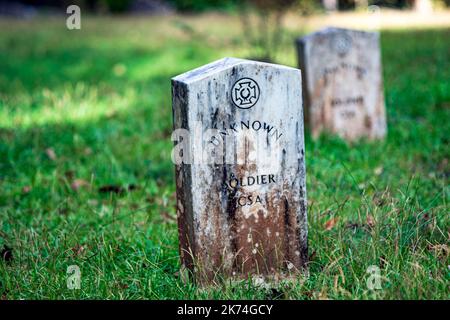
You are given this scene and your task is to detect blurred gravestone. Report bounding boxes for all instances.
[296,27,387,141]
[172,58,308,284]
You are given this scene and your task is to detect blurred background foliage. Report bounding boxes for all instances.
[11,0,450,13]
[6,0,446,62]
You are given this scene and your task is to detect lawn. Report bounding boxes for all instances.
[0,15,448,299]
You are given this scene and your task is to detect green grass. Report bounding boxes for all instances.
[0,16,448,299]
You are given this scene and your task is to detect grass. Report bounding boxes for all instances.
[0,15,449,299]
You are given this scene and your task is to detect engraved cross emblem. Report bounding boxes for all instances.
[231,78,260,109]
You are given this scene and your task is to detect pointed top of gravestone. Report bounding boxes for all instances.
[173,57,299,85]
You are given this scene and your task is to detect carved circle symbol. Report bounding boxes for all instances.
[332,33,352,56]
[231,78,260,109]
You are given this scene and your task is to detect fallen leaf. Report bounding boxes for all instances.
[71,244,85,256]
[71,179,89,191]
[324,217,338,231]
[45,148,57,161]
[366,215,376,228]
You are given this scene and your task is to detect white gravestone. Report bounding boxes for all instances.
[297,27,387,141]
[172,58,308,283]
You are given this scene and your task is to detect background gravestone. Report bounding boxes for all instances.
[296,27,387,141]
[172,58,308,283]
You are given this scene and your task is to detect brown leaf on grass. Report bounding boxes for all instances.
[366,215,376,228]
[71,244,85,256]
[71,179,89,191]
[45,148,57,161]
[0,246,13,262]
[22,186,32,194]
[324,217,338,231]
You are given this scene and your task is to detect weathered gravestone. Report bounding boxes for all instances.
[296,27,387,141]
[172,58,308,283]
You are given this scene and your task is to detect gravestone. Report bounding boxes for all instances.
[296,27,387,141]
[172,58,308,283]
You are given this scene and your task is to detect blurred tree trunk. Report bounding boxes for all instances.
[241,0,296,62]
